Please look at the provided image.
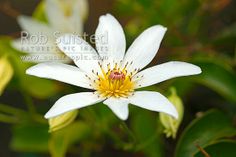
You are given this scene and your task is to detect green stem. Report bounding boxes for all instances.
[0,103,25,115]
[135,131,158,151]
[21,91,36,115]
[20,92,46,123]
[0,103,46,124]
[0,113,19,124]
[104,128,130,149]
[121,121,136,143]
[135,123,163,151]
[84,107,132,149]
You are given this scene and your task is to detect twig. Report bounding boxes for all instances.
[195,143,211,157]
[0,1,20,18]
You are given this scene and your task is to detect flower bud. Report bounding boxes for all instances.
[49,110,78,132]
[0,56,13,95]
[160,88,184,139]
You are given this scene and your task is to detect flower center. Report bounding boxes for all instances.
[109,71,125,81]
[57,1,74,17]
[88,61,139,98]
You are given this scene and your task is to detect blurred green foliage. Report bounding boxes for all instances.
[11,123,49,152]
[175,110,236,157]
[0,37,58,99]
[49,121,91,157]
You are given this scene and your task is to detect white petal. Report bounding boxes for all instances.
[73,0,89,21]
[129,91,178,119]
[123,25,167,71]
[134,61,202,88]
[26,62,92,89]
[103,97,129,120]
[17,16,53,37]
[45,92,104,118]
[45,0,68,32]
[56,34,101,74]
[68,5,83,34]
[95,14,126,62]
[45,0,84,33]
[13,38,71,62]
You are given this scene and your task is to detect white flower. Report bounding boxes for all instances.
[26,14,202,120]
[12,0,88,62]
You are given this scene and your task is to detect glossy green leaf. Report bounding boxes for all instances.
[49,121,91,157]
[10,123,49,152]
[131,109,163,157]
[175,110,236,157]
[193,60,236,103]
[194,141,236,157]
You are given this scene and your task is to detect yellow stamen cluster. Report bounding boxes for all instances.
[90,61,139,98]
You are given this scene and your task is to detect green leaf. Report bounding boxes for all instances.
[136,0,152,8]
[49,121,91,157]
[194,141,236,157]
[0,36,17,56]
[193,60,236,103]
[32,1,48,23]
[175,110,236,157]
[131,109,163,157]
[21,75,58,99]
[10,123,49,152]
